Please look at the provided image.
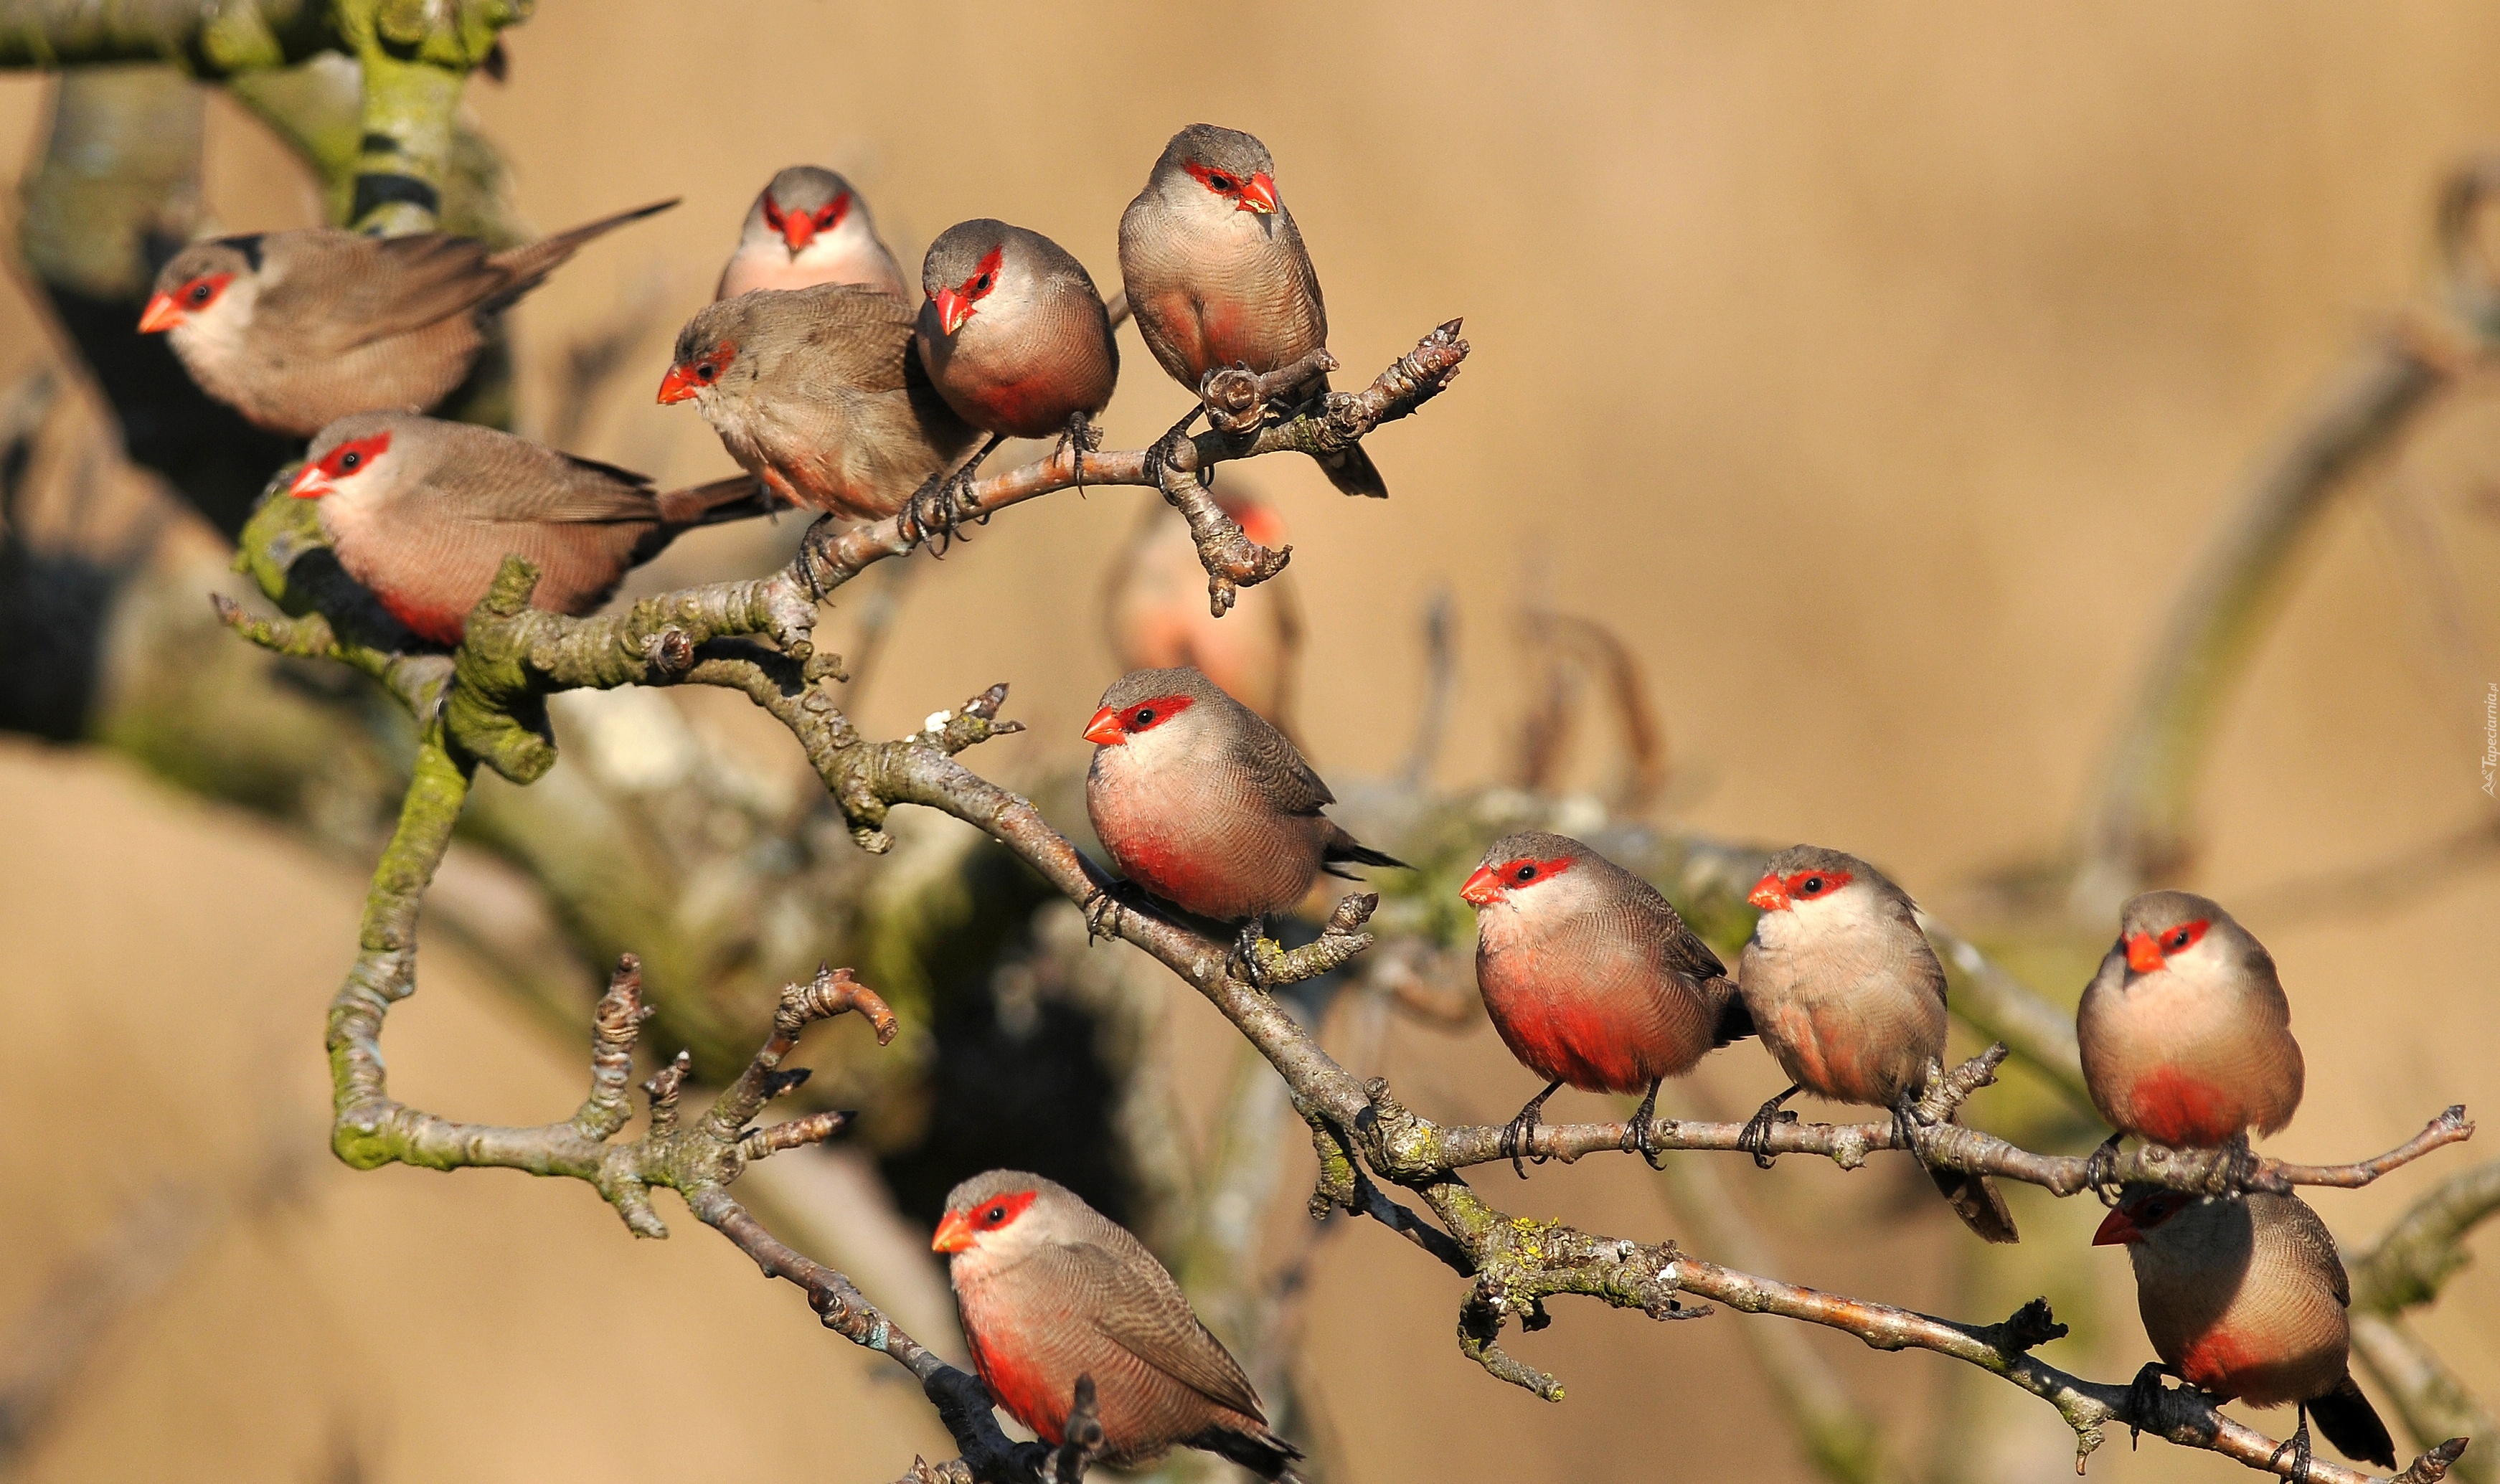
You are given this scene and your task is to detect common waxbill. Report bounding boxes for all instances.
[1118,124,1387,499]
[140,199,674,438]
[1102,488,1299,733]
[2077,891,2305,1186]
[914,217,1120,498]
[2096,1184,2396,1473]
[1082,666,1403,958]
[1461,831,1753,1174]
[714,165,909,301]
[1737,845,2020,1244]
[286,412,771,645]
[935,1171,1302,1479]
[659,282,981,522]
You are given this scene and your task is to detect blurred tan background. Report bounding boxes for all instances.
[4,3,2498,1481]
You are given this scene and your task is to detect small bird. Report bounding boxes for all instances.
[1118,124,1386,498]
[714,165,909,301]
[1461,831,1753,1173]
[659,283,981,524]
[935,1171,1303,1480]
[286,411,772,644]
[914,217,1120,501]
[2077,891,2305,1185]
[1082,666,1403,959]
[140,199,675,438]
[2096,1184,2395,1475]
[1737,845,2019,1244]
[1102,486,1299,732]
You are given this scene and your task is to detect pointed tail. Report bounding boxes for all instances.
[484,197,679,308]
[655,473,786,527]
[1312,442,1387,498]
[1320,824,1408,879]
[2311,1374,2397,1469]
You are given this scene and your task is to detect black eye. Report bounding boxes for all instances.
[986,1204,1005,1222]
[1208,173,1235,191]
[1514,864,1536,882]
[697,363,716,380]
[1801,876,1824,895]
[1132,708,1154,726]
[2168,928,2189,948]
[188,283,212,303]
[339,451,359,470]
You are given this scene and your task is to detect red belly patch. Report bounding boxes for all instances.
[2175,1327,2265,1396]
[2125,1066,2240,1147]
[378,590,466,646]
[969,1328,1069,1445]
[1484,988,1667,1094]
[1112,832,1237,919]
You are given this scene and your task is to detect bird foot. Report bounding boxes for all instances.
[898,463,981,557]
[2083,1131,2127,1205]
[793,513,843,601]
[2219,1134,2268,1198]
[1231,919,1273,988]
[2126,1362,2174,1450]
[1737,1087,1802,1170]
[1141,407,1212,493]
[1623,1081,1669,1168]
[1057,410,1103,489]
[1891,1095,1928,1160]
[2265,1407,2315,1483]
[1080,880,1143,944]
[1501,1088,1561,1181]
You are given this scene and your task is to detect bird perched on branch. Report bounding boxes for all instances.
[139,199,675,438]
[2096,1185,2395,1475]
[1103,487,1300,733]
[1083,666,1403,965]
[714,165,908,301]
[912,217,1120,516]
[1118,123,1386,498]
[286,412,775,645]
[1461,831,1753,1174]
[1735,845,2020,1244]
[659,283,981,526]
[2077,891,2305,1186]
[935,1171,1303,1480]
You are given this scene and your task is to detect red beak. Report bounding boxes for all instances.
[1237,171,1279,214]
[1083,706,1125,746]
[286,463,330,500]
[781,215,818,255]
[933,285,974,336]
[1747,871,1789,912]
[137,293,184,334]
[656,364,699,404]
[2093,1206,2142,1246]
[2125,933,2165,974]
[1460,866,1503,907]
[931,1209,975,1253]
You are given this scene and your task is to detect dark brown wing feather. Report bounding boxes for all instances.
[1047,1241,1265,1420]
[1224,694,1335,816]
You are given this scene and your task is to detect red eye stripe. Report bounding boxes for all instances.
[320,432,390,478]
[1183,161,1241,196]
[1120,693,1195,733]
[1783,868,1854,900]
[1497,855,1577,888]
[184,272,235,308]
[973,1190,1038,1232]
[813,193,852,230]
[761,197,786,231]
[954,246,1007,302]
[2161,919,2210,955]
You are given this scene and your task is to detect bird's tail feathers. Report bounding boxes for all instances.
[2311,1374,2397,1469]
[1320,826,1409,877]
[1928,1163,2020,1244]
[1708,978,1756,1046]
[487,197,679,303]
[656,473,786,526]
[1192,1422,1304,1482]
[1312,442,1387,498]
